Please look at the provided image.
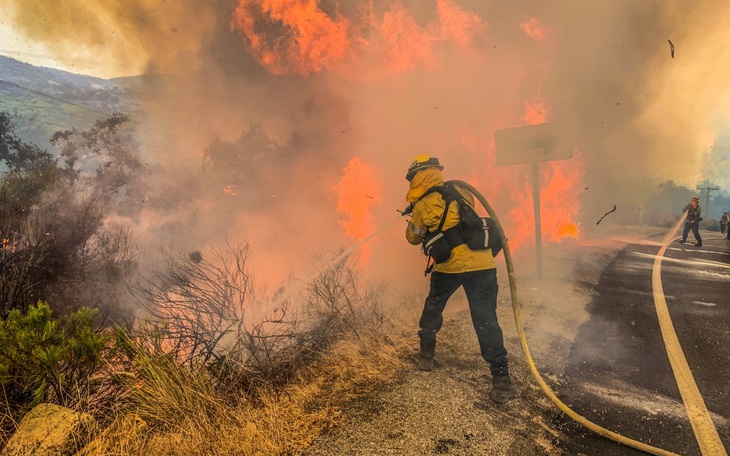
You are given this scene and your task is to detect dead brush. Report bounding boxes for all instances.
[223,251,399,396]
[131,239,252,369]
[96,246,410,454]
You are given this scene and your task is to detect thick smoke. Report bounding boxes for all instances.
[5,0,730,290]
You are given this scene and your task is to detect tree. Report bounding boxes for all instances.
[0,113,141,320]
[0,114,61,255]
[0,114,63,317]
[51,113,142,204]
[643,180,695,225]
[0,113,56,173]
[202,123,276,190]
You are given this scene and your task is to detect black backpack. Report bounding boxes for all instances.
[419,181,503,264]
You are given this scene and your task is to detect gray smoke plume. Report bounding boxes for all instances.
[4,0,730,287]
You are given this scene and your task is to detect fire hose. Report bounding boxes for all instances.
[449,180,679,456]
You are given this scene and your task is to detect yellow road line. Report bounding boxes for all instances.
[652,224,728,456]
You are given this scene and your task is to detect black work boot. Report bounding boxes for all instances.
[415,346,434,371]
[490,375,516,403]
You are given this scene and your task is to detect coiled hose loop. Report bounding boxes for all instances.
[451,180,678,456]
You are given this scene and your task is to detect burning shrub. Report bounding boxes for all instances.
[98,246,405,456]
[131,239,252,369]
[224,252,394,395]
[128,241,395,397]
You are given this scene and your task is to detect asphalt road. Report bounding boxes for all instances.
[556,231,730,455]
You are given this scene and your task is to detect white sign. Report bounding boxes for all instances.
[495,123,573,166]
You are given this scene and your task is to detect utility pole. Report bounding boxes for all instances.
[697,186,720,217]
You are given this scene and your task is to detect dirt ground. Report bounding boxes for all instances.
[301,226,667,456]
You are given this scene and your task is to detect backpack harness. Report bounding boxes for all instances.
[416,181,502,275]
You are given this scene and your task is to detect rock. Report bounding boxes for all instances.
[1,403,97,456]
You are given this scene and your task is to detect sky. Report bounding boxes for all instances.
[0,13,133,78]
[2,0,730,291]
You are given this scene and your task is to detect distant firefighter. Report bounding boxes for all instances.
[678,196,702,247]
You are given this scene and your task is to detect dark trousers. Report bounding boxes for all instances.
[681,221,702,244]
[418,269,508,376]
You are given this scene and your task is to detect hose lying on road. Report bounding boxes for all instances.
[451,180,680,456]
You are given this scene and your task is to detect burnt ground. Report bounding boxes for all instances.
[300,226,729,456]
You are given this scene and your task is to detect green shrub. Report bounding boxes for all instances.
[0,301,108,408]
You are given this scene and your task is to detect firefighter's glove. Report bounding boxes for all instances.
[399,202,414,216]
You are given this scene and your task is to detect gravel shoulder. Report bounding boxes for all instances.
[301,227,665,456]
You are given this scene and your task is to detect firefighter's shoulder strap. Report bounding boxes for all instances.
[419,181,469,241]
[420,181,468,211]
[417,185,455,275]
[418,181,460,213]
[432,187,453,230]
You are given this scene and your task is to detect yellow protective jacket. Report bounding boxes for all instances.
[405,168,496,273]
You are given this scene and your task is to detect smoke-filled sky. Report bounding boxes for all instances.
[2,0,730,289]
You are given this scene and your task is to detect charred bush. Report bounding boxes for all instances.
[131,239,252,368]
[128,243,391,399]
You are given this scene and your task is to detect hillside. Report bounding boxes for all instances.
[0,55,135,147]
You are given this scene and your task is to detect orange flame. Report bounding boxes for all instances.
[460,91,582,253]
[523,89,547,125]
[521,91,581,243]
[491,153,582,251]
[556,222,580,239]
[541,160,582,242]
[231,0,484,77]
[231,0,352,76]
[333,157,381,264]
[378,5,436,72]
[223,184,237,196]
[520,17,546,43]
[437,0,484,46]
[229,4,582,266]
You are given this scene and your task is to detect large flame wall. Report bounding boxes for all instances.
[4,0,730,286]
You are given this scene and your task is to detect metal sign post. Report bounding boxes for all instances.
[494,123,573,279]
[530,161,543,278]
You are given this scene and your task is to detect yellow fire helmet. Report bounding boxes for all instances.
[405,154,444,181]
[692,196,700,202]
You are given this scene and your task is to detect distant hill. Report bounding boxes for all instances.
[0,55,137,148]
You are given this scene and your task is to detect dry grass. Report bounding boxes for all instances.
[1,248,414,455]
[77,332,409,456]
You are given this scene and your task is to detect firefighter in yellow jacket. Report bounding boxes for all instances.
[404,154,516,403]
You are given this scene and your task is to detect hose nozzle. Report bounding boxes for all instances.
[398,203,414,216]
